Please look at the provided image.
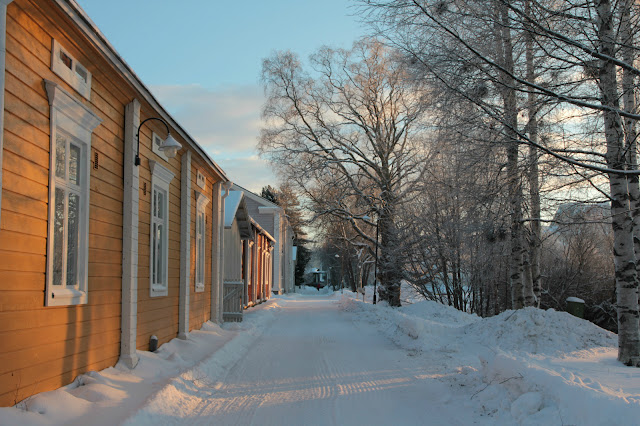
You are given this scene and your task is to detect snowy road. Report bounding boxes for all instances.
[4,290,639,425]
[125,295,470,425]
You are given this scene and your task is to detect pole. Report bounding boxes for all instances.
[373,218,379,305]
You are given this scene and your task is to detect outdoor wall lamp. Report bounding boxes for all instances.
[135,117,182,166]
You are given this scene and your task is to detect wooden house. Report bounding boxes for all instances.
[222,190,250,321]
[0,0,233,406]
[223,189,276,311]
[248,218,275,306]
[232,184,296,297]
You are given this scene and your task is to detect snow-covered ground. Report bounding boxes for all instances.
[1,287,638,425]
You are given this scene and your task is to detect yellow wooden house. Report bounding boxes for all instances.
[0,0,236,406]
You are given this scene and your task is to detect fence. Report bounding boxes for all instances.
[223,281,244,322]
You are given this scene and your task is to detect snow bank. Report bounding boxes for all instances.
[400,300,479,326]
[292,285,335,295]
[0,302,281,426]
[463,307,617,357]
[339,293,639,425]
[476,351,640,425]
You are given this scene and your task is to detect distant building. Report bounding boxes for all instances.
[232,184,296,295]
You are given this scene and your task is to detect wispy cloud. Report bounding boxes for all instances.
[150,84,276,190]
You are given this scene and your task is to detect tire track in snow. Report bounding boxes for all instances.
[124,296,472,425]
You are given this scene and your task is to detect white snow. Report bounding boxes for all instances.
[223,190,243,227]
[1,289,638,425]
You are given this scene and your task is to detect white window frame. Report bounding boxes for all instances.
[44,80,101,307]
[150,160,175,297]
[51,39,92,100]
[151,131,169,162]
[194,191,210,292]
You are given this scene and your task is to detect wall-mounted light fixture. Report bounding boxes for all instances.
[135,117,182,166]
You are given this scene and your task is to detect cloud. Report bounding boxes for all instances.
[149,84,277,190]
[220,155,278,193]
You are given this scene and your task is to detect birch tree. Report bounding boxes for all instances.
[362,0,640,366]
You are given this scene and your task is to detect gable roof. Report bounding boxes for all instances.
[250,218,276,243]
[224,191,244,228]
[231,183,281,210]
[224,191,252,238]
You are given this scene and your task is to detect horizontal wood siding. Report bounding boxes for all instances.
[0,0,134,406]
[135,137,181,349]
[224,221,243,282]
[189,161,217,331]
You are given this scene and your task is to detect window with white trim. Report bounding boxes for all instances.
[44,80,102,306]
[51,39,92,100]
[194,191,210,292]
[150,160,175,297]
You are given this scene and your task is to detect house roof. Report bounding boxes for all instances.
[231,183,281,210]
[56,0,229,182]
[224,191,252,238]
[224,191,244,228]
[250,218,276,243]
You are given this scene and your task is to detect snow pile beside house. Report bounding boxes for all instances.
[0,304,281,426]
[342,296,639,425]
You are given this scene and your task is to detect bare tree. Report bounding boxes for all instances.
[361,0,640,365]
[260,39,430,306]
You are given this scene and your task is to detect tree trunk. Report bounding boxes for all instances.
[497,0,525,309]
[620,0,640,286]
[377,200,402,307]
[525,0,541,308]
[598,0,640,366]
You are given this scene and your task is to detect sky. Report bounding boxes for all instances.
[74,0,368,192]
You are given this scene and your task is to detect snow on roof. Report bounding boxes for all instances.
[224,191,244,228]
[231,183,280,209]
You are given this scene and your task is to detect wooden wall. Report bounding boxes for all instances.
[189,160,217,331]
[0,0,129,406]
[135,111,181,349]
[224,221,243,282]
[0,0,226,406]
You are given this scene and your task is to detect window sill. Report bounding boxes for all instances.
[150,284,168,298]
[47,287,88,307]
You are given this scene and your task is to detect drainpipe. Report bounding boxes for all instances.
[0,1,14,226]
[120,99,141,369]
[215,180,232,323]
[178,150,191,339]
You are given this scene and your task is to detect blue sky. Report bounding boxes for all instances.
[75,0,367,191]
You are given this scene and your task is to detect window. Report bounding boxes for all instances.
[194,191,210,292]
[151,132,169,162]
[44,80,102,306]
[51,40,92,100]
[149,160,175,297]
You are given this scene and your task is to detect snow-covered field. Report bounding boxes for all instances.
[1,287,638,425]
